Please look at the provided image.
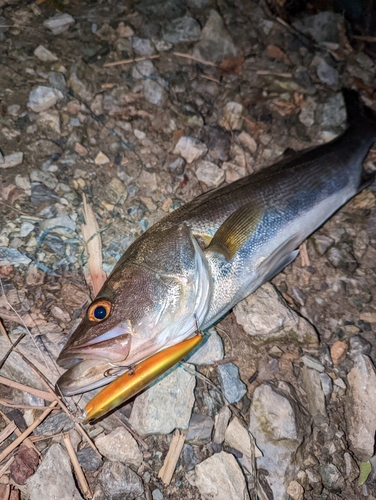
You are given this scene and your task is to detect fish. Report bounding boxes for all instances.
[56,89,376,418]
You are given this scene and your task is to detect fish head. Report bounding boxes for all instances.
[56,224,211,395]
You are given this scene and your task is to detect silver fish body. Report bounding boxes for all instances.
[57,90,376,396]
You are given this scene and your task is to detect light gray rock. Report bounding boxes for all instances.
[349,335,371,357]
[292,12,341,44]
[143,78,168,106]
[188,329,224,365]
[30,169,58,190]
[195,160,225,188]
[95,427,143,467]
[0,247,31,266]
[217,363,247,404]
[311,233,334,255]
[299,97,317,127]
[193,10,237,63]
[346,353,376,460]
[43,14,75,35]
[132,37,155,56]
[234,283,318,344]
[220,102,244,131]
[152,489,163,500]
[225,416,258,476]
[173,136,208,164]
[213,406,231,444]
[98,461,144,500]
[301,366,327,420]
[132,60,157,81]
[77,446,103,471]
[195,451,249,500]
[27,444,83,500]
[164,15,201,43]
[40,215,76,238]
[0,152,24,169]
[34,45,58,62]
[129,366,196,436]
[20,222,35,237]
[249,383,307,500]
[319,463,344,492]
[48,72,67,92]
[321,93,346,129]
[33,412,74,436]
[105,178,128,204]
[301,355,325,372]
[28,86,63,113]
[186,413,214,445]
[320,373,333,397]
[317,59,338,86]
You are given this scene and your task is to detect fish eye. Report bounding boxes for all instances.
[88,299,112,323]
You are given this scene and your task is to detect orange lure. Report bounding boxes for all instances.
[84,333,203,423]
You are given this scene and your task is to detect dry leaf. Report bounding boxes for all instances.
[265,44,291,65]
[10,445,39,485]
[81,194,106,297]
[220,54,245,75]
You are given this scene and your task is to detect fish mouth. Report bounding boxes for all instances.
[56,325,133,395]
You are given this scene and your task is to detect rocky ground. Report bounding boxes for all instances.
[0,0,376,499]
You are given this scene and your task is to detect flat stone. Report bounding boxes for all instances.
[349,335,371,357]
[0,152,24,169]
[30,169,58,190]
[249,383,307,500]
[301,366,327,420]
[38,110,61,134]
[129,365,196,436]
[292,12,341,44]
[31,183,59,205]
[319,463,344,492]
[28,86,63,113]
[34,45,58,62]
[40,215,76,238]
[48,72,67,92]
[195,160,225,188]
[217,363,247,404]
[195,451,249,500]
[132,37,155,56]
[311,233,334,256]
[233,283,318,344]
[225,416,258,475]
[76,446,103,471]
[0,247,31,266]
[132,60,157,81]
[317,59,338,86]
[287,481,304,500]
[27,444,83,500]
[163,15,201,43]
[173,136,208,164]
[299,97,317,127]
[186,413,214,445]
[301,355,325,372]
[213,406,231,444]
[98,461,144,500]
[238,131,257,154]
[181,443,197,471]
[346,353,376,460]
[193,10,237,63]
[33,412,74,436]
[320,373,333,397]
[188,329,224,365]
[95,151,110,165]
[105,178,128,204]
[95,427,143,467]
[20,222,35,238]
[220,102,244,131]
[321,93,346,129]
[43,14,75,35]
[143,77,168,106]
[169,157,186,175]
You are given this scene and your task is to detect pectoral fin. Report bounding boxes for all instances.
[208,201,263,260]
[257,234,301,284]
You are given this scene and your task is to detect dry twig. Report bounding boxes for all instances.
[173,51,217,67]
[0,401,57,464]
[104,54,160,67]
[0,319,11,345]
[0,376,55,402]
[0,410,39,457]
[0,457,14,480]
[0,422,17,445]
[158,429,186,485]
[63,433,92,499]
[300,241,310,267]
[0,334,26,369]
